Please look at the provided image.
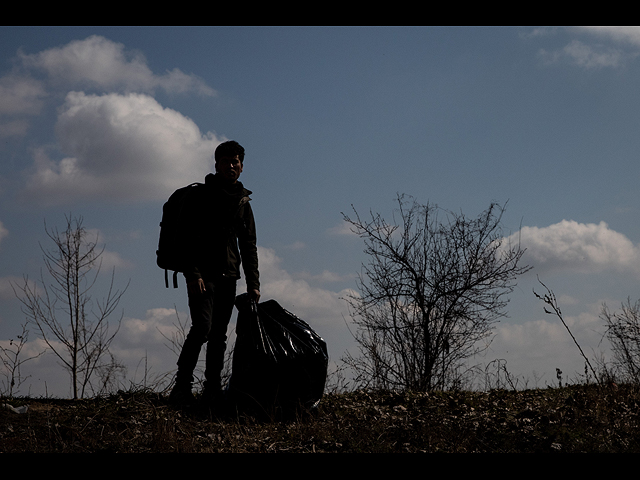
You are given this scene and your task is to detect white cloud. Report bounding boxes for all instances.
[98,249,133,271]
[294,269,354,284]
[108,307,188,386]
[0,35,215,139]
[0,74,47,138]
[0,221,7,246]
[21,91,223,204]
[581,26,640,47]
[327,221,358,237]
[18,35,215,96]
[81,228,134,270]
[236,246,357,365]
[539,40,626,69]
[534,27,640,70]
[563,40,624,69]
[3,36,222,203]
[0,74,47,116]
[284,241,306,250]
[253,246,354,327]
[507,220,640,275]
[120,307,184,347]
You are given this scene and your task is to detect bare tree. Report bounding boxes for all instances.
[601,298,640,384]
[342,195,531,391]
[13,215,128,399]
[0,322,44,398]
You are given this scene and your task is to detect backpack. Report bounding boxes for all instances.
[156,182,203,288]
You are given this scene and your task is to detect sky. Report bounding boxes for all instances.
[2,26,640,397]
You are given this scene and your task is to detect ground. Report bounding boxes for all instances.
[2,383,639,452]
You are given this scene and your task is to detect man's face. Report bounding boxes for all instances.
[215,155,243,183]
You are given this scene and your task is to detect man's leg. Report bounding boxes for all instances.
[170,279,216,404]
[203,277,237,400]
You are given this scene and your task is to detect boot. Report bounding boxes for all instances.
[200,381,226,415]
[169,380,195,407]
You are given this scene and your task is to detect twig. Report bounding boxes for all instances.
[533,277,601,386]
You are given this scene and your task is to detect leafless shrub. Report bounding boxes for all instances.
[601,298,640,384]
[342,195,530,391]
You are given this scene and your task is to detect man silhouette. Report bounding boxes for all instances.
[169,140,260,408]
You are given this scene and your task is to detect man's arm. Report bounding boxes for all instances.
[238,201,260,302]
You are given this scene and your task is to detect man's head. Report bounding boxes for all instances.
[215,140,245,183]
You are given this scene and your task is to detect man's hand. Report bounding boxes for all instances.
[248,288,261,303]
[187,278,206,295]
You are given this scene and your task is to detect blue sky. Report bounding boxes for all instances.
[2,26,640,396]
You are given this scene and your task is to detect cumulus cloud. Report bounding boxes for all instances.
[507,220,640,275]
[18,35,215,96]
[21,91,223,204]
[4,35,224,204]
[0,35,215,139]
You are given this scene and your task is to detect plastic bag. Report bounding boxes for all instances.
[227,294,328,419]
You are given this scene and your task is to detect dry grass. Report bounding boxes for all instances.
[2,383,640,452]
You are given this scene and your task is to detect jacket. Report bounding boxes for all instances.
[183,173,260,291]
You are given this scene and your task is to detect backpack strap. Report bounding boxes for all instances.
[164,269,179,288]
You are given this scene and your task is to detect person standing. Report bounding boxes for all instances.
[169,140,260,408]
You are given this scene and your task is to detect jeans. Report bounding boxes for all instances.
[176,276,237,391]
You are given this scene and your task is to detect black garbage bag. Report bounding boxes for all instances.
[227,294,328,420]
